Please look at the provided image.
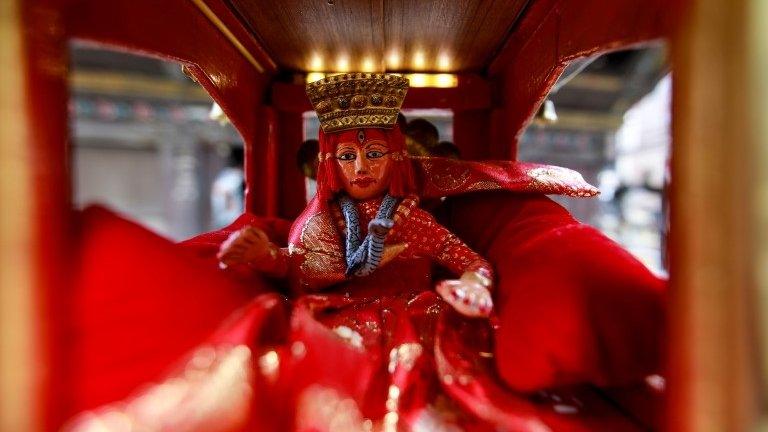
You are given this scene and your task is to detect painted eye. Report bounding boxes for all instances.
[366,150,385,159]
[337,152,356,161]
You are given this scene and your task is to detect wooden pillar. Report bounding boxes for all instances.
[669,0,766,430]
[277,111,306,219]
[246,106,279,216]
[1,1,71,431]
[0,3,36,431]
[453,109,491,160]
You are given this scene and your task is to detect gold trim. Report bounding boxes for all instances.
[187,0,265,73]
[306,73,408,133]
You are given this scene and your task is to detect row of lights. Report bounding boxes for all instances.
[309,51,453,72]
[306,72,458,88]
[305,51,458,87]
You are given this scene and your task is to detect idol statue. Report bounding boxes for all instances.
[218,74,494,318]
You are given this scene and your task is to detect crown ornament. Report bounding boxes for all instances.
[306,73,409,133]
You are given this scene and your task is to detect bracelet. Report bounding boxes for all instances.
[461,271,492,288]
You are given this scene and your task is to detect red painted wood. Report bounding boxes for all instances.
[249,107,280,216]
[454,110,492,161]
[277,111,307,219]
[488,0,670,159]
[19,2,73,430]
[199,0,278,73]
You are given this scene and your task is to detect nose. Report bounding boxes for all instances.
[354,151,369,174]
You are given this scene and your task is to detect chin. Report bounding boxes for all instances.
[347,188,384,200]
[349,192,381,200]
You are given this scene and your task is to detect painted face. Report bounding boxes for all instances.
[334,128,392,200]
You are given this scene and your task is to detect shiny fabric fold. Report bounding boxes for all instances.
[412,157,599,198]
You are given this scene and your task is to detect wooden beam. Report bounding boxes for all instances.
[669,0,764,430]
[488,0,669,159]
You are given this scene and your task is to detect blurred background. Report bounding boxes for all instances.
[69,41,245,240]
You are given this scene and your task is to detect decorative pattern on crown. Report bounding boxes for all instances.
[306,73,409,133]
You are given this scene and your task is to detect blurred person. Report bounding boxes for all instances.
[432,141,461,159]
[210,146,245,228]
[296,138,320,202]
[397,112,407,130]
[404,118,438,156]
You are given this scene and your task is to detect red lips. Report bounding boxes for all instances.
[351,177,376,187]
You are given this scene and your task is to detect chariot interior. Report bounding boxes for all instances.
[2,0,767,431]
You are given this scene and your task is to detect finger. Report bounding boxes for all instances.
[452,300,478,317]
[435,280,455,300]
[244,227,268,242]
[218,256,243,267]
[454,289,490,318]
[238,234,257,245]
[254,229,269,242]
[228,243,248,252]
[474,298,491,317]
[220,231,244,250]
[224,248,245,257]
[218,246,245,260]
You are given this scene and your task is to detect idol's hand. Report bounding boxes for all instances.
[217,226,275,269]
[436,272,493,318]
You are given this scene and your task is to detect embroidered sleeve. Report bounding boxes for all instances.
[402,209,494,282]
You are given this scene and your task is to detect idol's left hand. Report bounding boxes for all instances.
[436,272,493,318]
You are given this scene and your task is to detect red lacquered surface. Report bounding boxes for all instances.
[488,0,669,158]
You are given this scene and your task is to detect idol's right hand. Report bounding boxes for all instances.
[217,226,275,269]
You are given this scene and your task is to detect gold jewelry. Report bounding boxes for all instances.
[306,73,409,133]
[317,152,334,162]
[461,271,492,288]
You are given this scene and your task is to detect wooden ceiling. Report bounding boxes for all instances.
[226,0,530,73]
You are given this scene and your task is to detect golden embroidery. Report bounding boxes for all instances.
[333,325,364,349]
[299,212,346,287]
[388,342,424,373]
[258,350,280,382]
[422,160,472,191]
[63,345,254,432]
[380,243,408,266]
[411,399,465,432]
[464,180,501,192]
[295,385,369,432]
[527,166,599,197]
[306,73,408,133]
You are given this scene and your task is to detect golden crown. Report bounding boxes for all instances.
[306,73,409,133]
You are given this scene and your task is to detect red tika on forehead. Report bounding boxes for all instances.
[330,128,403,150]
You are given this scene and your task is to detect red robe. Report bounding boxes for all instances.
[61,161,665,431]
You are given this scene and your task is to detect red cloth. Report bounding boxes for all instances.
[413,157,599,198]
[63,194,666,431]
[66,206,275,416]
[442,192,667,392]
